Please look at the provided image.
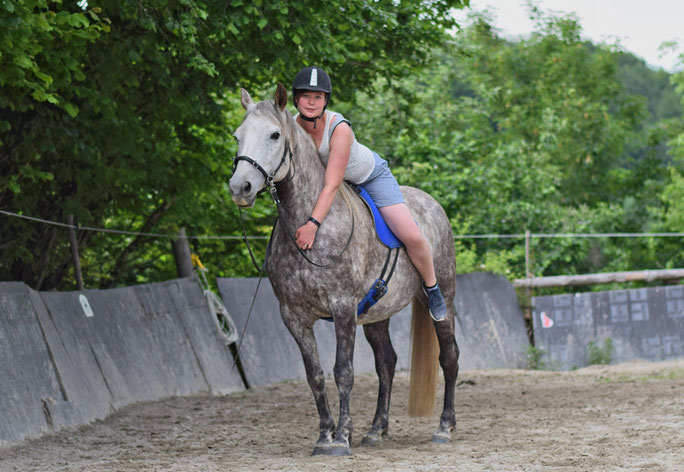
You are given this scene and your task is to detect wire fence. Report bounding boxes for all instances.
[3,208,683,291]
[3,209,683,241]
[0,210,266,240]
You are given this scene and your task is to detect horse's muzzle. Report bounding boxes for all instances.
[229,175,259,208]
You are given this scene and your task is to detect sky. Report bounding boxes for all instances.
[453,0,683,72]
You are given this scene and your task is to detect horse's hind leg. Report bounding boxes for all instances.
[432,304,460,443]
[361,318,397,446]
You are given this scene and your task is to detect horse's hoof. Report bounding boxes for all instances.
[361,429,387,446]
[431,431,452,444]
[312,444,352,456]
[329,445,352,456]
[361,433,382,446]
[312,437,352,456]
[312,446,327,456]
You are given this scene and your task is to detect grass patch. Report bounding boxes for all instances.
[587,338,613,366]
[525,345,547,370]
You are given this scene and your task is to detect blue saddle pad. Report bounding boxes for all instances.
[354,185,404,249]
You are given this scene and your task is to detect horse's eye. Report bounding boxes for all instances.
[270,131,280,140]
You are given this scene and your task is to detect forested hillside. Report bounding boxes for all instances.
[1,1,682,290]
[342,8,684,284]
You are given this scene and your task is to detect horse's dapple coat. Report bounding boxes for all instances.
[229,84,461,456]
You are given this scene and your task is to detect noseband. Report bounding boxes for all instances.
[232,139,293,203]
[231,137,354,269]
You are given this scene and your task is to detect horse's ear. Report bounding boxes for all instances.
[240,88,256,112]
[275,83,288,111]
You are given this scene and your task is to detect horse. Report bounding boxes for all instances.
[229,83,460,456]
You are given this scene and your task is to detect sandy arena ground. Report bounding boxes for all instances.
[1,359,682,471]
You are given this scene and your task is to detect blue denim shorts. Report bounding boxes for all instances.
[359,153,405,207]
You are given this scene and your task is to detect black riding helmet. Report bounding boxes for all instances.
[292,66,331,128]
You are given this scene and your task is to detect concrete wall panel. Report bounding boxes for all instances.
[453,272,529,370]
[217,277,417,386]
[533,285,684,369]
[0,278,244,446]
[0,283,63,444]
[166,278,244,394]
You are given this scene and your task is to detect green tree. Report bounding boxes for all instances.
[1,0,468,289]
[1,0,108,288]
[648,43,684,269]
[616,50,682,125]
[345,5,675,280]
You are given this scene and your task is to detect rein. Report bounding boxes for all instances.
[230,127,351,364]
[273,186,355,269]
[231,137,355,366]
[234,139,355,270]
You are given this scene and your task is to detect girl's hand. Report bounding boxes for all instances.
[295,221,318,250]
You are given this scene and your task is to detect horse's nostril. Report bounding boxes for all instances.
[242,181,252,195]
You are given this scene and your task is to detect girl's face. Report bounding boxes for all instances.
[297,91,326,119]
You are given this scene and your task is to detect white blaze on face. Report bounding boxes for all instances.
[229,112,287,206]
[234,116,274,162]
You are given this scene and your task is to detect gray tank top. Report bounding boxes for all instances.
[317,111,375,184]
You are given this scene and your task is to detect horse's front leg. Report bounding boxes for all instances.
[279,306,336,454]
[327,308,357,456]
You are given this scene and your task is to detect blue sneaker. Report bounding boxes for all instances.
[422,282,447,322]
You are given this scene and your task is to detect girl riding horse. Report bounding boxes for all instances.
[291,66,448,322]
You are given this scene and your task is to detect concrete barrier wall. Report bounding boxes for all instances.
[6,271,531,446]
[216,277,411,387]
[532,285,684,369]
[14,271,678,446]
[0,283,67,445]
[217,272,529,386]
[0,278,244,446]
[454,272,530,370]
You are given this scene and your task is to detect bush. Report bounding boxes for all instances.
[587,338,614,365]
[525,345,547,370]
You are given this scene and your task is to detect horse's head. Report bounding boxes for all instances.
[229,84,293,207]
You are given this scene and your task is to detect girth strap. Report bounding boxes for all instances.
[356,246,401,317]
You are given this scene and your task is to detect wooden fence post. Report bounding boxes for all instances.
[525,230,531,281]
[523,229,533,340]
[67,214,84,290]
[172,227,194,278]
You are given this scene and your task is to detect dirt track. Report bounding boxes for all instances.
[1,360,682,471]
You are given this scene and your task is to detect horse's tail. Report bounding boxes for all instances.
[408,297,440,417]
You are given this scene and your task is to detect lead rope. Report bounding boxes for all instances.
[239,207,266,273]
[231,152,289,369]
[232,150,354,365]
[273,189,355,268]
[232,186,354,366]
[192,254,239,345]
[231,220,276,371]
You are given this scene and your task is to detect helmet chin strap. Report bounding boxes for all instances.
[299,111,324,128]
[295,97,328,129]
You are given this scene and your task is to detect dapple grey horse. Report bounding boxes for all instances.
[229,83,460,456]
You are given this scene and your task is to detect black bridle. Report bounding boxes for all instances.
[231,137,351,370]
[232,139,354,270]
[233,139,293,204]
